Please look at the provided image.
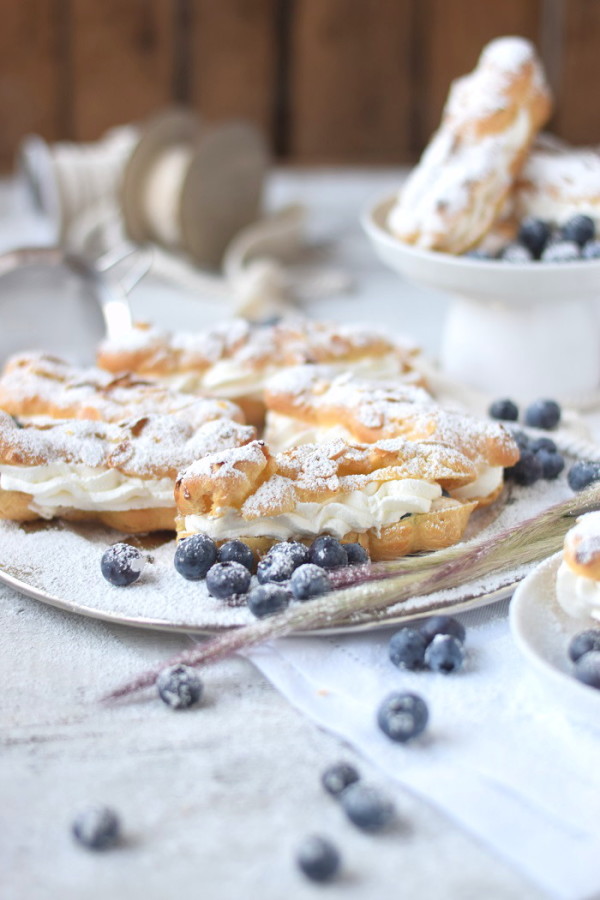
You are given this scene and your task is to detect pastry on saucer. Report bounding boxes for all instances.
[174,437,478,560]
[263,365,519,506]
[556,511,600,620]
[387,36,552,253]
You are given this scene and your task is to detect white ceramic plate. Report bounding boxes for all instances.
[510,553,600,720]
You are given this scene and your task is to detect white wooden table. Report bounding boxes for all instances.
[1,171,544,900]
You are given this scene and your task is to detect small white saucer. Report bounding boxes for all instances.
[510,552,600,721]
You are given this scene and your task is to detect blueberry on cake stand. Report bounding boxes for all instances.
[363,195,600,404]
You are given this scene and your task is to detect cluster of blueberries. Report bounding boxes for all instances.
[467,214,600,263]
[387,614,466,677]
[568,628,600,690]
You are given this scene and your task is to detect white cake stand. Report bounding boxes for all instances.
[363,195,600,404]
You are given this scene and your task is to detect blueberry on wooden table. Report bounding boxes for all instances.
[290,564,332,601]
[518,217,551,258]
[101,543,144,587]
[569,630,600,663]
[425,634,465,674]
[377,692,429,743]
[568,461,600,492]
[488,399,519,422]
[419,614,466,646]
[561,214,595,247]
[574,651,600,689]
[72,806,121,850]
[321,762,360,798]
[296,835,341,883]
[157,664,203,709]
[205,561,251,599]
[217,539,255,572]
[174,533,217,581]
[340,782,395,832]
[246,583,291,618]
[343,542,370,566]
[309,535,349,569]
[388,627,427,670]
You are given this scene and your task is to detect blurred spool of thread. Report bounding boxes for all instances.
[18,126,139,242]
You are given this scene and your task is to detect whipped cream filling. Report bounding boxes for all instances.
[184,478,442,541]
[556,560,600,621]
[451,465,503,501]
[0,463,174,517]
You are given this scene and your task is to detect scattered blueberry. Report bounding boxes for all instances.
[205,561,251,599]
[582,240,600,260]
[524,399,561,430]
[157,664,203,709]
[541,240,580,262]
[505,449,543,486]
[568,629,600,663]
[344,542,370,566]
[72,806,121,850]
[502,243,533,263]
[529,436,557,453]
[424,634,465,674]
[309,535,349,569]
[321,762,360,797]
[217,540,254,572]
[537,449,565,480]
[296,835,341,883]
[290,563,331,601]
[246,583,291,618]
[339,783,395,832]
[568,461,600,492]
[419,615,466,646]
[561,214,595,247]
[101,543,144,587]
[488,398,519,422]
[388,627,427,670]
[574,651,600,689]
[510,429,530,451]
[377,691,429,743]
[257,542,309,583]
[518,217,551,258]
[174,533,217,581]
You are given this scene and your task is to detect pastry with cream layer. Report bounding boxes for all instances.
[263,365,519,506]
[556,511,600,620]
[175,437,478,561]
[0,410,255,532]
[387,36,552,253]
[96,317,422,427]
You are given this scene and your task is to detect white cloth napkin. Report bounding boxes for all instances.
[248,601,600,900]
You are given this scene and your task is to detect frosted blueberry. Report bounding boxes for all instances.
[217,540,255,572]
[524,399,561,430]
[309,535,349,569]
[419,614,466,646]
[247,583,291,618]
[101,543,144,587]
[174,533,217,581]
[377,692,429,742]
[321,762,360,797]
[340,783,395,832]
[424,634,465,674]
[569,630,600,663]
[488,399,519,422]
[72,806,120,850]
[290,564,331,601]
[388,627,427,670]
[157,664,203,709]
[296,835,340,883]
[344,542,370,566]
[205,561,251,599]
[568,461,600,492]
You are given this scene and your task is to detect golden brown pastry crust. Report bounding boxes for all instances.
[563,514,600,581]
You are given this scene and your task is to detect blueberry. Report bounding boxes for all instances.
[568,630,600,663]
[419,614,466,646]
[561,214,595,247]
[290,563,331,601]
[296,835,340,883]
[377,691,429,743]
[505,449,543,486]
[388,627,426,670]
[582,240,600,260]
[574,651,600,689]
[321,762,360,797]
[510,429,531,451]
[501,243,533,263]
[246,583,291,618]
[568,461,600,492]
[537,449,565,480]
[339,783,395,832]
[488,399,519,422]
[518,217,551,258]
[157,664,203,709]
[424,634,465,674]
[101,543,144,587]
[309,535,349,569]
[72,806,120,850]
[217,540,254,572]
[541,240,580,262]
[256,542,309,583]
[174,533,217,581]
[344,542,370,566]
[205,561,251,599]
[529,436,557,453]
[524,399,561,430]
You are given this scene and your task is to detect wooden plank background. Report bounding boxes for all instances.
[0,0,598,171]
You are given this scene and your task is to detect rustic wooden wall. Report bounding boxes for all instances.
[0,0,598,171]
